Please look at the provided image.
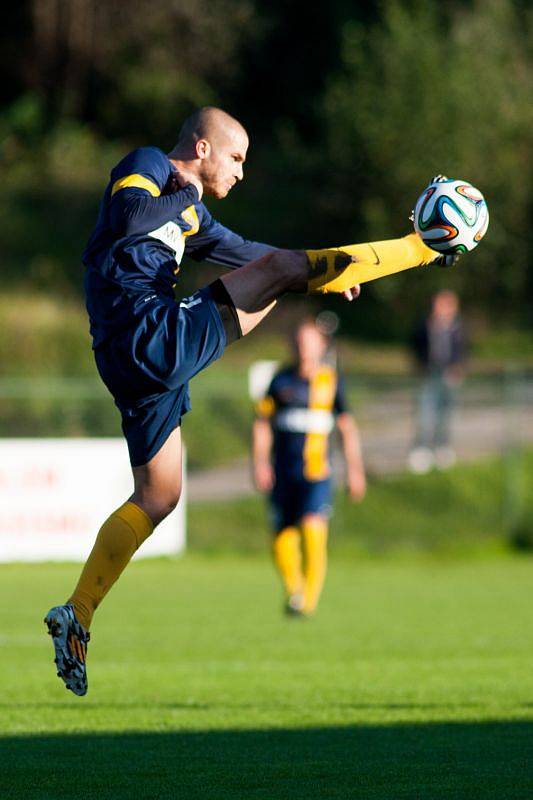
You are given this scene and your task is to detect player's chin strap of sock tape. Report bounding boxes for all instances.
[208,279,243,345]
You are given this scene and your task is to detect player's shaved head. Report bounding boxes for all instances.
[169,107,249,199]
[175,106,247,150]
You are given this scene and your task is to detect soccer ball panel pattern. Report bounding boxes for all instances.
[413,179,489,254]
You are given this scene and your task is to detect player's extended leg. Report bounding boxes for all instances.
[306,233,439,294]
[272,526,304,614]
[301,513,329,615]
[220,249,309,335]
[220,233,438,335]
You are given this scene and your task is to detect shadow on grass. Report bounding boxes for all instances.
[2,720,533,799]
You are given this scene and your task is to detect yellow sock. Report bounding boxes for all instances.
[68,501,154,630]
[273,526,304,599]
[306,232,438,293]
[302,517,328,614]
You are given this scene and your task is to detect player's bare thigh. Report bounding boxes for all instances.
[130,425,182,526]
[127,252,306,522]
[220,249,308,336]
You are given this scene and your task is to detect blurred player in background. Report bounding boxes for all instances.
[408,290,468,473]
[253,318,366,616]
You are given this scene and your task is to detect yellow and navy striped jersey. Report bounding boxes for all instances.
[257,364,348,481]
[83,146,273,347]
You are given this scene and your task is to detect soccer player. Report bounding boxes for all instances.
[253,319,366,616]
[44,106,445,695]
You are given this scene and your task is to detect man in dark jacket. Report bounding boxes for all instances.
[409,290,467,473]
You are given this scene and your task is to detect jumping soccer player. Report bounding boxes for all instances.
[44,106,445,695]
[253,318,366,616]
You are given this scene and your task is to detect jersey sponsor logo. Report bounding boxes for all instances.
[147,221,186,263]
[274,408,334,434]
[147,205,200,266]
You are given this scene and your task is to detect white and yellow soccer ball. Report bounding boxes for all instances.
[413,177,489,255]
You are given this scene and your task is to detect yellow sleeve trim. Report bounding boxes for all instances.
[111,174,161,198]
[256,396,275,418]
[181,205,200,238]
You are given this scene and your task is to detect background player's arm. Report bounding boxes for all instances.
[252,395,275,492]
[336,412,366,501]
[185,207,274,268]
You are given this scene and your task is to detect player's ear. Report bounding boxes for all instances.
[196,139,211,159]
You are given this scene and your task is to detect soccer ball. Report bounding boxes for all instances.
[413,178,489,254]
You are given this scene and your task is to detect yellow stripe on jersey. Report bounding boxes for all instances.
[111,174,161,198]
[181,205,200,238]
[256,395,275,419]
[303,366,337,481]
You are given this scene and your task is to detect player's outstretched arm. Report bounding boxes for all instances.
[185,208,275,268]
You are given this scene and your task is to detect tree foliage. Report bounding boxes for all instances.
[322,0,533,317]
[0,0,531,332]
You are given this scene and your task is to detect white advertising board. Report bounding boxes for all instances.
[0,439,186,562]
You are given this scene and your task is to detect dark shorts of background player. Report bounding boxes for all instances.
[93,280,240,467]
[270,476,333,532]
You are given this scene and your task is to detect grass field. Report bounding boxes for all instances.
[1,553,533,798]
[188,452,533,555]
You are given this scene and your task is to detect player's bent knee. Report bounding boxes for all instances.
[154,487,181,522]
[156,494,180,525]
[132,485,181,528]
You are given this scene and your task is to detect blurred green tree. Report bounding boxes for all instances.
[27,0,261,143]
[320,0,532,323]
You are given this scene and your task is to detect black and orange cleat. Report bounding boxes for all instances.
[44,604,90,696]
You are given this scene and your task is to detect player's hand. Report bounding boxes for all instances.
[347,470,366,502]
[170,168,204,201]
[254,462,274,493]
[343,285,361,302]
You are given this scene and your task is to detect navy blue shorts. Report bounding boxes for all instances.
[270,477,333,531]
[94,287,226,467]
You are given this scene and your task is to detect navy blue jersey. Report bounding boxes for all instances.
[257,365,348,482]
[83,146,273,347]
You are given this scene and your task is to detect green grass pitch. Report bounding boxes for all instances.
[1,554,533,798]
